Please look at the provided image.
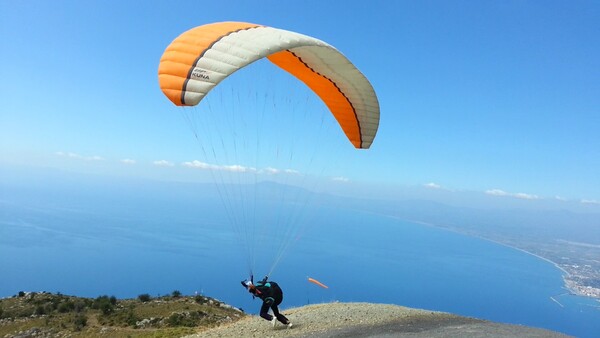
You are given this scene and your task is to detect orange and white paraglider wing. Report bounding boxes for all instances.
[158,21,379,149]
[308,277,329,289]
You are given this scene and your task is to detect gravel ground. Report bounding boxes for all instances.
[184,302,571,338]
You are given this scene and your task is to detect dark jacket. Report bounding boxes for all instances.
[251,281,283,304]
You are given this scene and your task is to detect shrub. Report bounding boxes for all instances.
[138,294,151,302]
[24,292,37,302]
[73,300,87,313]
[35,305,46,316]
[166,313,184,326]
[16,308,34,318]
[92,295,115,315]
[58,301,75,313]
[100,302,113,315]
[49,300,59,311]
[73,314,87,331]
[166,311,203,327]
[171,290,182,298]
[125,309,138,327]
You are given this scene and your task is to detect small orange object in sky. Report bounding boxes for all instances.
[308,277,329,289]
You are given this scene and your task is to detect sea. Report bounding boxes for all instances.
[1,173,599,338]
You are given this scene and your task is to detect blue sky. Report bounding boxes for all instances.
[1,0,599,207]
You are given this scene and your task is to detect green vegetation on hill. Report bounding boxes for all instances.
[0,291,245,338]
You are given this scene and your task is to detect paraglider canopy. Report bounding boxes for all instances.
[158,21,379,149]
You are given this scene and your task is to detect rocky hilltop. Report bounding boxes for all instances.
[1,292,569,338]
[186,302,570,338]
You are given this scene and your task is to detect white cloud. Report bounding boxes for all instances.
[182,160,255,173]
[264,167,280,174]
[120,159,136,165]
[424,182,442,189]
[223,164,255,173]
[262,167,301,175]
[182,160,215,170]
[485,189,539,200]
[485,189,509,196]
[513,192,539,200]
[581,199,600,205]
[56,151,104,161]
[153,160,174,167]
[182,161,305,175]
[332,176,349,182]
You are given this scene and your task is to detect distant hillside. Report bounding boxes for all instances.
[0,291,244,338]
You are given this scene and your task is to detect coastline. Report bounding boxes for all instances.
[360,210,599,301]
[415,219,600,300]
[452,234,600,300]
